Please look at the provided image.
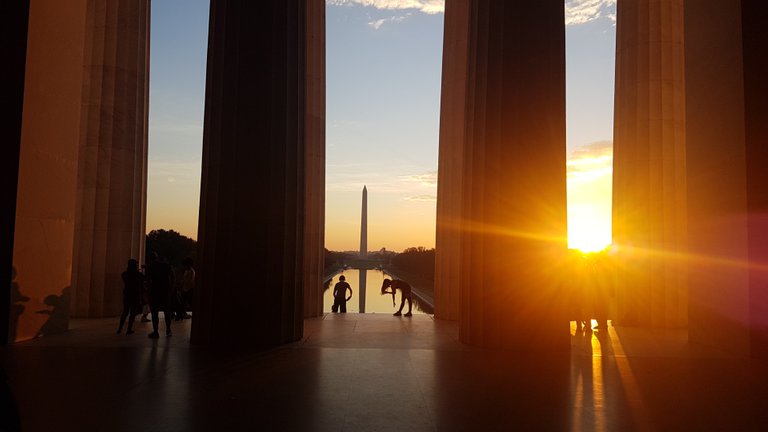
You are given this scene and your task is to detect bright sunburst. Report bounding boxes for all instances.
[568,204,612,252]
[566,142,614,253]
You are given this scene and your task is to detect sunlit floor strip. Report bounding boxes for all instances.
[610,325,654,430]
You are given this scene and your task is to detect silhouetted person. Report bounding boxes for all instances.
[117,259,144,335]
[381,278,412,317]
[332,275,353,313]
[567,251,589,332]
[589,251,613,330]
[176,257,194,320]
[146,252,174,338]
[140,264,150,322]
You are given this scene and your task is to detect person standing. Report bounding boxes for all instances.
[178,257,195,319]
[117,259,144,335]
[332,275,353,313]
[139,264,150,322]
[146,252,174,338]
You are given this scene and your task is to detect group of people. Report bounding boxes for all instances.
[116,253,195,338]
[331,275,414,317]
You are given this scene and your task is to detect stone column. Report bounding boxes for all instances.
[303,0,325,318]
[434,0,470,322]
[70,0,151,318]
[612,0,687,328]
[192,0,307,347]
[458,0,569,350]
[1,0,31,344]
[686,0,768,358]
[10,0,89,341]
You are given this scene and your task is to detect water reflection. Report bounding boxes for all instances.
[358,269,366,313]
[324,269,429,314]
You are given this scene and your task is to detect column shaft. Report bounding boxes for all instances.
[303,0,325,318]
[612,0,687,328]
[193,0,306,347]
[435,0,471,322]
[70,0,151,318]
[459,0,568,350]
[11,0,89,341]
[686,0,768,358]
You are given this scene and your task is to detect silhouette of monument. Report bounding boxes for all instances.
[360,185,367,258]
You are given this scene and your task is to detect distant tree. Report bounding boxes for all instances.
[391,247,435,282]
[324,248,349,274]
[145,229,196,268]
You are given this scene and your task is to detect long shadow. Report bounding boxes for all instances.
[35,287,70,337]
[8,267,29,344]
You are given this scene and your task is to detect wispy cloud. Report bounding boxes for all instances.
[368,13,410,30]
[148,160,201,185]
[565,0,617,26]
[326,166,438,199]
[401,171,437,186]
[327,0,444,15]
[405,195,437,202]
[328,0,615,25]
[567,140,613,184]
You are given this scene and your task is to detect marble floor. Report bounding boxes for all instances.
[2,314,768,431]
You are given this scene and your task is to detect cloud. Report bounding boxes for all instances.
[148,160,201,185]
[405,195,437,202]
[401,171,437,186]
[326,0,617,25]
[327,0,444,15]
[325,165,408,193]
[567,140,613,184]
[565,0,617,26]
[368,14,409,30]
[328,0,615,25]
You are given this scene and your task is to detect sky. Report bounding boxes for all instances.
[146,0,617,253]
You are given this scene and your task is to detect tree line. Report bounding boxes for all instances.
[145,230,436,287]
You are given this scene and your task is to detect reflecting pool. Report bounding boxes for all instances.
[324,269,430,315]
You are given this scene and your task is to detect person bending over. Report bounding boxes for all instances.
[381,278,412,317]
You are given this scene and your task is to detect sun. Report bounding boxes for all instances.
[568,204,612,253]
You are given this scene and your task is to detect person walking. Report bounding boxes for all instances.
[332,275,353,313]
[117,259,144,335]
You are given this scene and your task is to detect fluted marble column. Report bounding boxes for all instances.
[434,0,470,322]
[686,0,768,358]
[192,0,307,347]
[70,0,150,318]
[9,0,89,342]
[458,0,569,350]
[303,0,325,319]
[612,0,687,328]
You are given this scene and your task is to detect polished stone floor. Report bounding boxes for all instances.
[2,314,768,431]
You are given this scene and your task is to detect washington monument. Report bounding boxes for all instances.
[360,185,367,258]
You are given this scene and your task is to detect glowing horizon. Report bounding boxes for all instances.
[146,1,617,254]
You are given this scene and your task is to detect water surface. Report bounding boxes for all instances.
[324,269,428,315]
